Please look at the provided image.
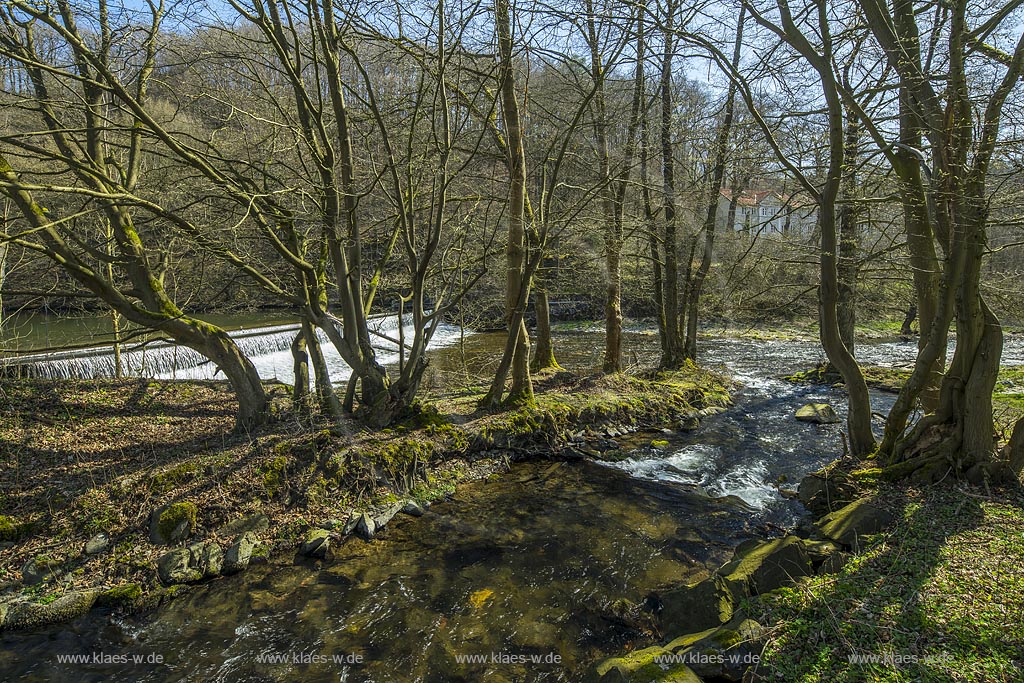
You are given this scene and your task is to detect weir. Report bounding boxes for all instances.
[0,314,428,381]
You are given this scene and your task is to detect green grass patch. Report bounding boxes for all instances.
[752,485,1024,682]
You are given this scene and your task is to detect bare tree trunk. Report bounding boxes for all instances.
[836,112,860,357]
[896,87,943,411]
[751,1,876,455]
[684,7,745,361]
[531,282,558,372]
[658,1,684,369]
[640,109,666,357]
[483,0,533,406]
[0,239,6,334]
[900,303,917,336]
[195,327,269,432]
[0,156,269,432]
[290,331,310,409]
[857,0,1024,476]
[1007,417,1024,477]
[585,1,625,374]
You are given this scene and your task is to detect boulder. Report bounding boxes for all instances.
[320,519,345,530]
[815,498,894,550]
[374,501,405,530]
[659,574,738,634]
[718,536,812,596]
[223,532,256,574]
[677,416,700,432]
[150,502,198,545]
[193,541,223,578]
[300,528,331,558]
[0,590,99,631]
[342,512,361,534]
[666,616,765,681]
[797,471,857,514]
[0,515,19,542]
[218,513,269,537]
[594,646,701,683]
[96,584,143,608]
[83,533,110,555]
[157,548,201,585]
[401,500,426,517]
[21,556,60,585]
[355,513,377,540]
[800,539,842,570]
[817,551,851,575]
[794,403,840,424]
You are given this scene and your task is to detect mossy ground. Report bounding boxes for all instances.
[0,365,728,618]
[750,483,1024,682]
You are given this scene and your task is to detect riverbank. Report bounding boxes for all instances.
[753,478,1024,682]
[0,365,731,631]
[785,364,1024,437]
[591,456,1024,683]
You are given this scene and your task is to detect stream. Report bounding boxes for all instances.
[3,328,1024,682]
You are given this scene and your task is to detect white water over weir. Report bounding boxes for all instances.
[1,314,465,384]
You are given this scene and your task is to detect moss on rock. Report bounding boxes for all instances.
[718,536,813,596]
[1,590,99,631]
[659,573,738,634]
[152,501,198,545]
[97,583,143,607]
[816,497,895,549]
[0,515,19,541]
[259,456,288,496]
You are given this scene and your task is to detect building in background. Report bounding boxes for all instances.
[717,189,817,239]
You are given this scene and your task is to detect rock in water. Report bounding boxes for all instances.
[595,646,702,683]
[664,616,765,682]
[1,591,99,631]
[797,470,857,514]
[194,541,223,578]
[678,415,701,432]
[795,403,840,424]
[659,574,738,633]
[401,500,426,517]
[355,513,377,540]
[224,532,257,574]
[718,536,813,596]
[374,501,405,530]
[300,528,331,558]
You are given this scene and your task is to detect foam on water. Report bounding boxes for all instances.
[608,444,778,510]
[4,315,465,385]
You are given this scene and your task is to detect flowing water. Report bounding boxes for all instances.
[3,328,1024,682]
[1,313,465,384]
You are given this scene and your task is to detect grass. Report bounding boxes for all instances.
[750,483,1024,682]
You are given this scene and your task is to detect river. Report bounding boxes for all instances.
[2,326,1023,682]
